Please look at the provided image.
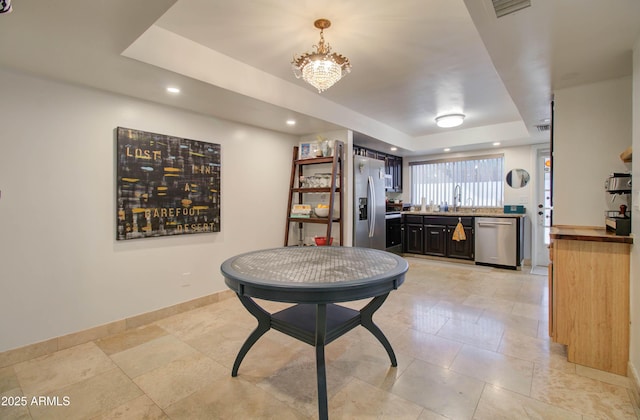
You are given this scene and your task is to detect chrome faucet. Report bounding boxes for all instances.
[453,184,461,212]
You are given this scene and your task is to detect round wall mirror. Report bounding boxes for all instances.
[506,169,530,188]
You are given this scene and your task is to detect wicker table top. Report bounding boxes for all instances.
[221,246,408,303]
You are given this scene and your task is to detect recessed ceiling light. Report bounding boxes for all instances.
[286,119,296,126]
[493,142,501,146]
[166,87,180,94]
[390,147,397,151]
[444,148,451,152]
[435,114,465,128]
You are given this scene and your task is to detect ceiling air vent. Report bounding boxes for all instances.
[492,0,531,18]
[535,124,550,132]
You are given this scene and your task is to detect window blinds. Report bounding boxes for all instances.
[409,155,504,208]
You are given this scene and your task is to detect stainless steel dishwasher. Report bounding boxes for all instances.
[474,217,517,269]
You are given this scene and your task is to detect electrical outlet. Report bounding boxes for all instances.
[180,272,191,287]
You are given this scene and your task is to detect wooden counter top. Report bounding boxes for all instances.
[550,226,633,244]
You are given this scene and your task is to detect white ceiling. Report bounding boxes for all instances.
[1,0,639,156]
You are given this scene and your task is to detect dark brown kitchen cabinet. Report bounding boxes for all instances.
[389,156,402,192]
[403,215,424,254]
[403,215,474,260]
[405,224,423,253]
[354,145,402,192]
[385,155,403,192]
[386,216,402,248]
[393,159,402,192]
[424,224,447,257]
[425,216,474,260]
[446,224,474,260]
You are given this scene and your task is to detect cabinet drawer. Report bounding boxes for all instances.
[423,217,449,226]
[404,215,423,224]
[454,217,474,227]
[424,216,473,227]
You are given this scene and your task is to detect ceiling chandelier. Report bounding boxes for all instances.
[291,19,351,93]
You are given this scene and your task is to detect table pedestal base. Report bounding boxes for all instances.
[231,293,396,420]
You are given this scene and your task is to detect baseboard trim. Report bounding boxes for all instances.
[629,362,640,412]
[0,289,235,368]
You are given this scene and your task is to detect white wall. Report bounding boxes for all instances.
[629,36,639,387]
[0,69,298,352]
[553,77,633,226]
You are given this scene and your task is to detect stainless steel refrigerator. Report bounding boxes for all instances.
[353,155,386,249]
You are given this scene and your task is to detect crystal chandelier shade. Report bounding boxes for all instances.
[292,19,351,93]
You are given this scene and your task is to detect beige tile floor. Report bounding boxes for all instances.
[1,257,639,419]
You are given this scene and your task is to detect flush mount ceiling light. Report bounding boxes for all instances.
[291,19,351,93]
[435,114,465,128]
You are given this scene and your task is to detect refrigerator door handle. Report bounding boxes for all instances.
[368,175,375,238]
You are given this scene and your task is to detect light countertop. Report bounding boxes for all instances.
[402,211,526,218]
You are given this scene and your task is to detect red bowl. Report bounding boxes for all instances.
[314,237,334,246]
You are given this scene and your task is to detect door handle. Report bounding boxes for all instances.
[478,222,512,226]
[368,175,375,238]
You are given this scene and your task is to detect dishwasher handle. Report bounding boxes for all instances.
[477,221,513,226]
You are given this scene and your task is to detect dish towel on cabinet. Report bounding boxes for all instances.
[452,219,466,241]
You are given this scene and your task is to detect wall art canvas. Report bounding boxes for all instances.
[116,127,221,240]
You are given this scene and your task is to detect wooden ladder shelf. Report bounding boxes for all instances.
[284,141,344,246]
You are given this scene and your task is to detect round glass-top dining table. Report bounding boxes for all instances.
[220,246,409,420]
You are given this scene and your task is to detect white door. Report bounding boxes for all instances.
[535,150,552,266]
